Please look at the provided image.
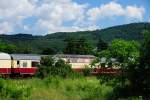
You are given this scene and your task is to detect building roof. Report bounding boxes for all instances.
[54,54,95,58]
[0,52,11,60]
[11,54,41,60]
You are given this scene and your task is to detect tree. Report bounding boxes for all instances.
[140,30,150,68]
[135,30,150,97]
[97,39,140,91]
[108,39,140,63]
[42,48,56,55]
[109,39,140,87]
[0,43,17,53]
[97,38,108,52]
[98,39,140,67]
[64,37,77,54]
[36,56,72,78]
[108,35,150,99]
[64,36,93,55]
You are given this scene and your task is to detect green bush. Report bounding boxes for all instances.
[82,66,91,76]
[0,77,116,100]
[36,56,73,78]
[44,76,61,87]
[0,80,32,100]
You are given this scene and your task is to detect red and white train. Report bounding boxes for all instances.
[0,52,120,77]
[0,53,40,77]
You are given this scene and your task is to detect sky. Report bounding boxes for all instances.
[0,0,149,35]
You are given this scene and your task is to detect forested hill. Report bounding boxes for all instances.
[0,22,150,53]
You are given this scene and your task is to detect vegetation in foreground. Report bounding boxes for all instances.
[0,77,114,100]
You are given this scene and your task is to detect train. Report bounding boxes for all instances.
[0,53,40,77]
[0,52,120,77]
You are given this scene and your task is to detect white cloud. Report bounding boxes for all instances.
[0,0,35,19]
[0,0,146,34]
[0,22,13,34]
[125,6,144,21]
[0,0,35,34]
[87,1,145,23]
[87,1,124,22]
[35,19,98,34]
[35,0,87,32]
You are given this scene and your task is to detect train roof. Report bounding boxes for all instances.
[0,52,11,60]
[11,54,41,60]
[54,54,95,58]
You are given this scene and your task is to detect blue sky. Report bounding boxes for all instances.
[0,0,149,35]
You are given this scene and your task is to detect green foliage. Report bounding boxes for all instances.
[64,36,93,55]
[36,56,73,78]
[0,79,32,100]
[97,38,108,52]
[0,43,17,53]
[107,31,150,99]
[98,50,111,58]
[98,39,140,69]
[82,66,91,76]
[140,30,150,68]
[128,30,150,98]
[42,76,113,100]
[0,77,116,100]
[41,48,56,55]
[0,22,149,53]
[108,39,140,63]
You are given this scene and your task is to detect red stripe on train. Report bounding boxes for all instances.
[12,67,38,75]
[0,68,11,74]
[72,68,121,75]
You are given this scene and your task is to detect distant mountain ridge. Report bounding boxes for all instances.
[0,22,150,53]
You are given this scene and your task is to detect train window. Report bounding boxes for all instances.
[17,61,20,65]
[32,62,39,67]
[77,58,85,63]
[70,58,77,63]
[23,62,27,67]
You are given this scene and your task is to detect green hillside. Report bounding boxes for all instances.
[0,22,150,54]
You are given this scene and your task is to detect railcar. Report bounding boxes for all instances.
[11,54,40,76]
[0,53,120,77]
[0,53,12,75]
[55,54,120,75]
[0,53,40,77]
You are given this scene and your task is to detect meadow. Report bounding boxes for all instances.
[0,76,115,100]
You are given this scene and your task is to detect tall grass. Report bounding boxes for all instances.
[0,77,114,100]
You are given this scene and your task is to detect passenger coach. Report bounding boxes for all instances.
[0,52,11,74]
[11,54,41,75]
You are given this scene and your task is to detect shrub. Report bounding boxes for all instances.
[101,63,106,68]
[82,66,91,76]
[68,72,82,79]
[0,81,32,100]
[44,76,61,87]
[36,56,73,78]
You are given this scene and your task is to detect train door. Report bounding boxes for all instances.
[17,60,20,68]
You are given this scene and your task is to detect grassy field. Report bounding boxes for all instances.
[0,77,114,100]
